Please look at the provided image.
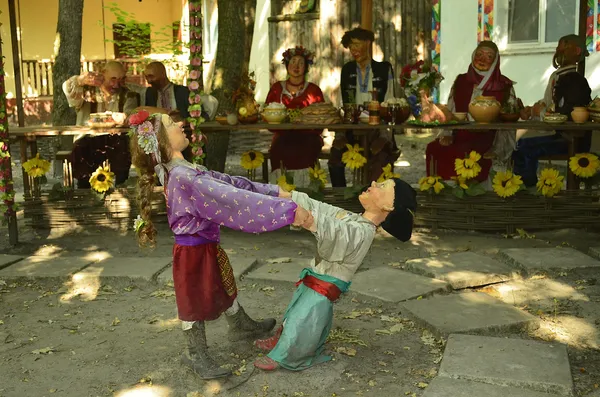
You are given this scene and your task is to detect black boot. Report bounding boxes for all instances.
[226,306,276,341]
[328,165,347,187]
[181,321,232,379]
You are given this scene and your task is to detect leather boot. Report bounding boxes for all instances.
[181,321,232,379]
[328,165,347,187]
[226,306,276,341]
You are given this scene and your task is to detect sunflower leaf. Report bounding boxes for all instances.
[465,183,486,197]
[452,186,465,199]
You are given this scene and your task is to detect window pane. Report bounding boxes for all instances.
[508,0,540,43]
[545,0,576,43]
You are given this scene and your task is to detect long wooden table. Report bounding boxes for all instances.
[8,120,600,193]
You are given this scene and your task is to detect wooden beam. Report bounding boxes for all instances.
[577,0,587,75]
[8,0,25,127]
[361,0,373,30]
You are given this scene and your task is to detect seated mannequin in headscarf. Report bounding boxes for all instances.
[425,41,519,182]
[514,34,592,187]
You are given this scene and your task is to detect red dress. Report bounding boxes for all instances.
[426,74,512,181]
[265,82,325,171]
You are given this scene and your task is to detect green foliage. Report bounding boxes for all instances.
[99,2,185,61]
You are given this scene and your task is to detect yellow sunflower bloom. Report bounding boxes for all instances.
[569,153,600,178]
[276,175,296,192]
[22,153,51,178]
[450,176,469,190]
[89,166,115,193]
[492,170,523,198]
[342,144,367,170]
[536,168,564,197]
[377,163,401,183]
[308,164,327,186]
[454,151,482,179]
[240,150,265,170]
[419,175,444,194]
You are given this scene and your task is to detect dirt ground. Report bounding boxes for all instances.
[0,133,599,396]
[0,224,599,397]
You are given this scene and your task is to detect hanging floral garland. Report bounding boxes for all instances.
[188,0,205,164]
[0,28,17,222]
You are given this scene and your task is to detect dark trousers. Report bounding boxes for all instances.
[512,133,591,187]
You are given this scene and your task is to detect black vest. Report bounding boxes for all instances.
[144,84,191,119]
[340,60,393,104]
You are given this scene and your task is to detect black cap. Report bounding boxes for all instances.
[380,178,417,242]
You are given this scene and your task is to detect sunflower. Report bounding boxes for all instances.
[89,166,115,193]
[492,170,523,198]
[569,153,600,178]
[454,151,482,179]
[22,153,51,178]
[276,175,296,192]
[377,163,401,183]
[341,144,367,170]
[419,175,444,194]
[240,150,265,170]
[536,168,564,197]
[308,164,327,186]
[450,175,469,190]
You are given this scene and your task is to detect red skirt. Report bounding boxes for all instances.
[172,243,238,321]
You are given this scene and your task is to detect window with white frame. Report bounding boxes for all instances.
[496,0,578,49]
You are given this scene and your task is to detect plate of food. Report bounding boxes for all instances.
[88,112,121,128]
[542,113,568,124]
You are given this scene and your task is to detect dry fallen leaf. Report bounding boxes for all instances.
[32,347,55,355]
[335,346,357,356]
[388,262,402,268]
[111,317,121,326]
[150,289,176,298]
[368,380,377,387]
[421,330,436,346]
[417,382,428,389]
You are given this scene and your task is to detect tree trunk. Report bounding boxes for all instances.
[204,0,257,173]
[52,0,84,128]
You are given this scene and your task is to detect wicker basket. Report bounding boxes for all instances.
[415,189,600,233]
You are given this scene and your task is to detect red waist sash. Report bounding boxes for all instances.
[296,275,342,302]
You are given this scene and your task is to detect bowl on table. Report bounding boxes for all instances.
[215,116,229,125]
[499,112,520,122]
[587,107,600,122]
[542,113,568,125]
[88,112,117,128]
[453,112,468,121]
[262,108,288,124]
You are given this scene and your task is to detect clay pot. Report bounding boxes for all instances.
[571,107,589,124]
[468,96,501,123]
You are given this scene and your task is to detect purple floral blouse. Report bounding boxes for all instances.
[164,159,297,242]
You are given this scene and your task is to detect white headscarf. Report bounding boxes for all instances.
[471,47,500,91]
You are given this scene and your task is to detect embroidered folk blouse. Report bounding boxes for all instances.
[164,159,298,242]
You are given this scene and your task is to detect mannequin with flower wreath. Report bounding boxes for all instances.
[265,46,325,188]
[128,110,311,379]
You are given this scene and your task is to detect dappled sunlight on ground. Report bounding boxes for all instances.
[483,278,590,307]
[114,385,172,397]
[85,250,113,262]
[535,316,600,350]
[59,268,102,303]
[32,244,63,258]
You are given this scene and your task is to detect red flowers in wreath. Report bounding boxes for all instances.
[129,110,150,126]
[400,60,425,88]
[281,46,315,66]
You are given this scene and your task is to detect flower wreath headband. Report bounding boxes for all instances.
[281,46,315,66]
[128,110,170,164]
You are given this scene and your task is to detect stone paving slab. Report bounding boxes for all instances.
[0,255,94,278]
[589,247,600,260]
[351,267,449,302]
[244,258,309,284]
[405,252,515,289]
[0,255,24,271]
[481,279,588,308]
[439,334,573,396]
[75,257,172,281]
[401,292,539,337]
[423,378,561,397]
[499,248,600,275]
[159,256,260,284]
